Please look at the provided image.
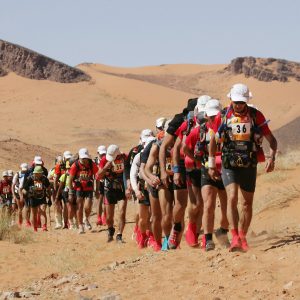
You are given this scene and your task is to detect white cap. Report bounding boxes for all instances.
[227,83,252,103]
[205,99,222,117]
[156,117,167,128]
[2,171,8,177]
[106,145,121,162]
[140,129,154,143]
[34,156,43,165]
[145,136,156,148]
[195,95,212,114]
[63,151,72,160]
[97,145,107,155]
[20,163,28,171]
[78,148,91,159]
[7,170,14,177]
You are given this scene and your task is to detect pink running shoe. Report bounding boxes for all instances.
[185,222,198,247]
[102,213,107,226]
[26,220,32,227]
[153,241,162,252]
[138,233,148,249]
[147,234,156,248]
[239,231,249,252]
[229,235,242,252]
[96,215,102,226]
[42,224,48,232]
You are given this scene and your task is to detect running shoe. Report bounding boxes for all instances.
[42,224,48,232]
[229,235,242,252]
[147,234,156,248]
[78,224,85,234]
[107,227,115,242]
[215,228,230,248]
[116,233,123,243]
[161,236,169,251]
[102,213,107,226]
[34,227,38,232]
[25,220,31,227]
[55,223,62,230]
[153,241,162,252]
[138,233,148,249]
[168,229,180,250]
[84,218,92,230]
[185,222,198,247]
[205,240,215,251]
[96,215,102,226]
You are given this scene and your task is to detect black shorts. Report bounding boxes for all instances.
[221,166,257,193]
[201,167,225,190]
[105,189,126,205]
[99,181,105,195]
[138,189,151,206]
[29,198,47,208]
[76,190,93,199]
[148,184,159,199]
[186,169,202,188]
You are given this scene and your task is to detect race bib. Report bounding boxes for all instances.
[231,123,251,141]
[165,157,173,175]
[3,187,10,194]
[112,159,124,174]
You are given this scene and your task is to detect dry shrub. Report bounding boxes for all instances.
[0,212,33,244]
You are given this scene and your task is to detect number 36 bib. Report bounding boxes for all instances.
[229,115,251,141]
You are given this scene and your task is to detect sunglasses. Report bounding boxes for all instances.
[233,101,246,105]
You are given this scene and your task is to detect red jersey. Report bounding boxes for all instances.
[69,160,98,191]
[0,180,12,199]
[99,154,126,181]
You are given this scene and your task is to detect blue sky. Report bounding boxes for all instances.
[0,0,299,67]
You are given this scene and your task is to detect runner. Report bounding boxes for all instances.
[12,163,29,226]
[56,158,77,230]
[125,129,154,238]
[184,99,229,251]
[144,122,174,251]
[97,145,129,243]
[22,166,51,232]
[54,151,73,229]
[208,83,277,252]
[130,136,156,248]
[95,145,107,226]
[0,171,14,219]
[158,99,198,249]
[68,148,98,234]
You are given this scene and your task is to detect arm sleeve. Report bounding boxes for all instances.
[12,174,18,185]
[124,148,134,180]
[130,153,140,192]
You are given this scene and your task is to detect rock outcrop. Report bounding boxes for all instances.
[0,39,90,83]
[226,57,300,82]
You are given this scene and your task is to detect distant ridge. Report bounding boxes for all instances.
[226,57,300,82]
[0,39,90,83]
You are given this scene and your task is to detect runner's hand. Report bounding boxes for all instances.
[125,188,132,200]
[173,172,183,186]
[160,170,170,188]
[135,190,145,201]
[208,168,221,181]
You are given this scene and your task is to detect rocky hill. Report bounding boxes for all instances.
[226,57,300,82]
[0,39,90,83]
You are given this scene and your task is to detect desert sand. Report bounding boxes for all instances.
[0,63,299,299]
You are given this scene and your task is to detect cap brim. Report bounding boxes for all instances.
[99,151,106,155]
[79,154,90,159]
[106,154,115,162]
[34,160,43,165]
[206,108,220,117]
[21,168,27,171]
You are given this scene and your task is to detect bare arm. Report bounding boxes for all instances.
[264,132,277,173]
[144,145,161,187]
[158,133,175,188]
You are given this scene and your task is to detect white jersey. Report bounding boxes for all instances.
[12,171,25,193]
[130,152,142,192]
